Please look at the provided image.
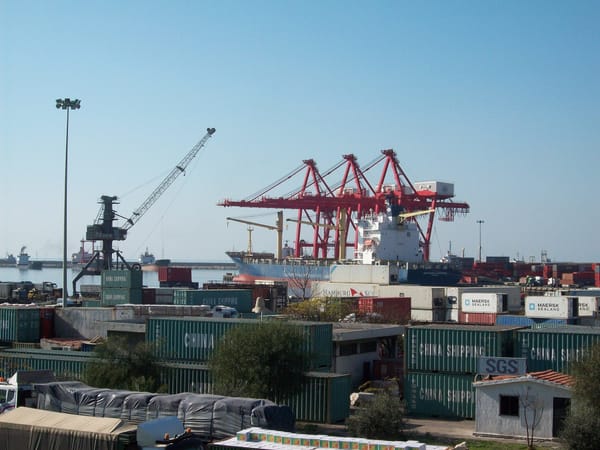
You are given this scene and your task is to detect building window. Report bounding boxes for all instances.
[339,343,358,356]
[500,395,519,416]
[360,341,377,353]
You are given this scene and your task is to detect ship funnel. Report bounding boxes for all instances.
[252,296,271,314]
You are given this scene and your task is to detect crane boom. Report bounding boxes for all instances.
[227,212,284,259]
[123,127,216,230]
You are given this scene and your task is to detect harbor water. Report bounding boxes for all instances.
[0,266,236,291]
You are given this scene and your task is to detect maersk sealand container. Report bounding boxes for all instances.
[517,325,600,373]
[146,317,332,370]
[405,324,523,373]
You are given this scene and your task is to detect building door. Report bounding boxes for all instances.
[553,397,571,437]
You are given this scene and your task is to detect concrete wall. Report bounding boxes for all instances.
[475,380,571,439]
[54,306,134,339]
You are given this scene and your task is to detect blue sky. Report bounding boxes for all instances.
[1,1,599,263]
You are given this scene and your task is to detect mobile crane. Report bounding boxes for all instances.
[72,127,216,296]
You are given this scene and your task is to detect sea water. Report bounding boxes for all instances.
[0,266,235,290]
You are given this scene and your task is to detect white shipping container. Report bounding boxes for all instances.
[446,286,521,312]
[413,181,454,197]
[410,308,447,322]
[577,297,600,317]
[311,281,380,298]
[395,285,447,309]
[329,264,396,284]
[461,293,506,313]
[525,296,576,319]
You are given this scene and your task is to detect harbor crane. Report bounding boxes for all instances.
[72,127,216,296]
[226,211,284,259]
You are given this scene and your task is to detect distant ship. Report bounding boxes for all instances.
[0,253,16,265]
[16,246,29,269]
[139,248,170,271]
[71,239,103,270]
[227,199,462,289]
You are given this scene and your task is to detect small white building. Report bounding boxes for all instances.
[473,370,573,440]
[331,323,403,389]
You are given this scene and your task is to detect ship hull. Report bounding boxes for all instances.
[227,253,462,287]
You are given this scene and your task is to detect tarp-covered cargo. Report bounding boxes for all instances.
[212,397,274,439]
[34,381,87,412]
[177,394,224,438]
[250,404,295,432]
[146,392,190,420]
[120,392,157,424]
[0,407,136,450]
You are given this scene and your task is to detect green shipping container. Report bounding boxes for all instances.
[518,325,600,373]
[173,289,253,312]
[0,348,92,380]
[0,307,40,343]
[102,288,143,306]
[286,372,351,424]
[146,317,332,370]
[404,371,475,419]
[158,361,214,394]
[101,270,143,289]
[405,324,522,374]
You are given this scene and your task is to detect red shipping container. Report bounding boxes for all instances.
[358,297,411,323]
[158,267,192,283]
[372,358,404,381]
[458,311,497,325]
[39,307,55,339]
[142,287,157,305]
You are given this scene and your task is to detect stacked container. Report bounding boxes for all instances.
[158,267,198,288]
[517,325,600,373]
[173,289,253,313]
[404,324,522,419]
[146,317,333,371]
[0,306,40,343]
[101,269,143,306]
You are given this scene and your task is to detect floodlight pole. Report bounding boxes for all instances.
[56,98,81,306]
[477,219,485,262]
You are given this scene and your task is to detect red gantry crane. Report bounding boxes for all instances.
[219,149,470,261]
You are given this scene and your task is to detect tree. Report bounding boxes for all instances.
[284,297,354,322]
[208,321,311,402]
[83,336,165,392]
[345,389,405,440]
[560,344,600,450]
[519,387,544,450]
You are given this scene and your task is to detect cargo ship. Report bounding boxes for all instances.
[227,204,462,287]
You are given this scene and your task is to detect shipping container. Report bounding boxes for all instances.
[495,315,575,328]
[413,181,454,197]
[576,296,600,317]
[446,285,521,312]
[101,288,142,306]
[410,308,448,322]
[372,358,404,380]
[329,265,396,285]
[39,307,55,339]
[311,281,380,299]
[0,306,40,343]
[0,348,91,380]
[404,371,475,419]
[405,324,522,373]
[158,361,214,394]
[158,267,192,283]
[173,289,253,313]
[395,286,447,310]
[517,326,600,373]
[146,317,332,370]
[461,293,507,313]
[458,312,498,325]
[285,372,351,423]
[357,297,411,323]
[525,296,578,319]
[101,270,143,289]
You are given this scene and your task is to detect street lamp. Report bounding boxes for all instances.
[56,98,81,306]
[477,219,485,262]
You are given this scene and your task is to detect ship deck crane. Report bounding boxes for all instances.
[226,211,284,259]
[72,127,216,296]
